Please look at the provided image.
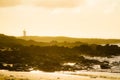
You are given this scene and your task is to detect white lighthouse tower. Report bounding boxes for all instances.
[23,29,26,37]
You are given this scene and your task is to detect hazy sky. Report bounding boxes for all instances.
[0,0,120,39]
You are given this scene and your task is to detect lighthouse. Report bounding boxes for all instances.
[23,29,26,37]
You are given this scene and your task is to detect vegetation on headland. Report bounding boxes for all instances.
[0,34,120,72]
[0,34,85,47]
[19,36,120,44]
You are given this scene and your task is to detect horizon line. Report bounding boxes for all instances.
[1,33,120,40]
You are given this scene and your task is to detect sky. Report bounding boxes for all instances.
[0,0,120,39]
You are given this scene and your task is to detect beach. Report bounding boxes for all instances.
[0,70,120,80]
